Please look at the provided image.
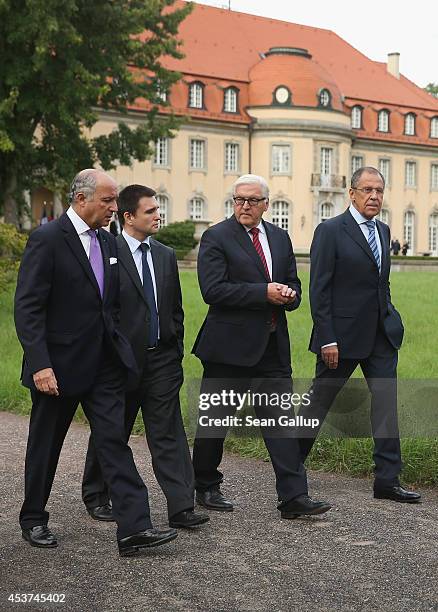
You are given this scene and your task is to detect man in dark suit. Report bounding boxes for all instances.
[14,169,177,555]
[192,174,331,519]
[299,166,421,503]
[82,185,209,529]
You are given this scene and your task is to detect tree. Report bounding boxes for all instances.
[0,0,192,224]
[424,83,438,98]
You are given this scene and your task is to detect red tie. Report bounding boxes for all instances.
[249,227,271,281]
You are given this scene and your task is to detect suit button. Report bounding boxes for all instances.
[266,320,271,325]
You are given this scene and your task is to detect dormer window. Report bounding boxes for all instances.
[223,87,238,113]
[430,117,438,138]
[377,109,390,132]
[351,106,362,129]
[404,113,416,136]
[188,82,204,109]
[319,89,331,108]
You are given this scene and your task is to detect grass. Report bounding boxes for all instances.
[1,269,437,485]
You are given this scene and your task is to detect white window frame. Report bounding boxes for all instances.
[224,142,239,173]
[404,113,415,136]
[351,155,363,175]
[224,88,238,113]
[378,208,389,224]
[431,117,438,139]
[429,213,438,255]
[271,200,290,231]
[378,158,391,186]
[351,106,362,129]
[403,210,415,254]
[153,137,169,167]
[224,198,234,219]
[431,164,438,190]
[378,110,389,132]
[189,197,205,220]
[189,138,206,171]
[405,161,417,188]
[271,144,291,175]
[320,147,333,176]
[156,194,169,227]
[319,202,334,223]
[189,82,203,109]
[319,89,331,107]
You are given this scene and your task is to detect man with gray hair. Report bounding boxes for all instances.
[15,168,178,555]
[191,173,331,518]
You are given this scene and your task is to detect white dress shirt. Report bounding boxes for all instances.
[246,221,273,279]
[122,230,160,337]
[66,206,94,256]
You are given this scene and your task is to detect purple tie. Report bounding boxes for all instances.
[87,229,104,297]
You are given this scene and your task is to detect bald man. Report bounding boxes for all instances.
[15,169,177,555]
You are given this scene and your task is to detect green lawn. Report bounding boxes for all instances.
[1,269,437,484]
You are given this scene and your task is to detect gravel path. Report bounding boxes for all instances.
[0,411,437,612]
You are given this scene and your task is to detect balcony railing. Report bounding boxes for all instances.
[311,174,346,189]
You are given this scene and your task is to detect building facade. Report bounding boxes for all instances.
[32,2,438,255]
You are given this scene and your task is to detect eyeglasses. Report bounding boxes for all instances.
[233,196,267,207]
[352,187,384,196]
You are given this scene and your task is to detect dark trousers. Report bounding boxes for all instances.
[298,328,402,486]
[82,342,194,518]
[20,354,151,540]
[192,333,308,504]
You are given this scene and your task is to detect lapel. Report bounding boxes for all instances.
[60,213,102,298]
[343,209,379,270]
[150,239,164,311]
[230,216,270,282]
[263,219,278,281]
[97,228,111,303]
[116,234,147,305]
[376,220,389,276]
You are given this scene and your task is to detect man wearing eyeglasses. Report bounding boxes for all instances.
[299,166,421,503]
[191,174,331,519]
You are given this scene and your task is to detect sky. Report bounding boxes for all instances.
[194,0,437,88]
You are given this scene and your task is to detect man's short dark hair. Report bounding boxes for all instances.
[351,166,385,189]
[117,184,156,225]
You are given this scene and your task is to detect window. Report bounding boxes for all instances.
[320,202,333,223]
[156,194,169,227]
[405,161,416,188]
[189,197,204,220]
[272,145,291,174]
[224,87,238,113]
[431,117,438,138]
[351,155,363,174]
[403,211,414,254]
[225,142,239,173]
[379,159,391,185]
[155,80,167,103]
[378,208,389,224]
[190,139,205,170]
[271,201,290,231]
[378,109,389,132]
[319,89,331,107]
[404,113,416,135]
[188,82,204,108]
[224,199,234,219]
[429,213,438,255]
[351,106,362,129]
[320,147,333,175]
[431,164,438,190]
[154,137,169,167]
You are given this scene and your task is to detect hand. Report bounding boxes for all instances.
[33,368,59,395]
[321,345,339,369]
[267,283,296,305]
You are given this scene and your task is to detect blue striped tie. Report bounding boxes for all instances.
[365,220,381,270]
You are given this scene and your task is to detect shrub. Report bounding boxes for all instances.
[0,223,28,293]
[155,221,196,258]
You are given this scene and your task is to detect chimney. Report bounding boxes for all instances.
[387,52,400,79]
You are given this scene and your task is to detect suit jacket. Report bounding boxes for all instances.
[116,234,184,389]
[14,213,136,396]
[309,208,404,359]
[192,215,301,367]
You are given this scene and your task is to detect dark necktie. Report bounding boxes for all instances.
[87,229,104,297]
[365,220,381,270]
[249,227,276,328]
[139,243,159,347]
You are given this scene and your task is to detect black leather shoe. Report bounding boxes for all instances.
[22,525,58,548]
[118,528,178,557]
[374,485,421,503]
[280,495,332,519]
[169,510,210,529]
[87,503,114,522]
[196,489,234,511]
